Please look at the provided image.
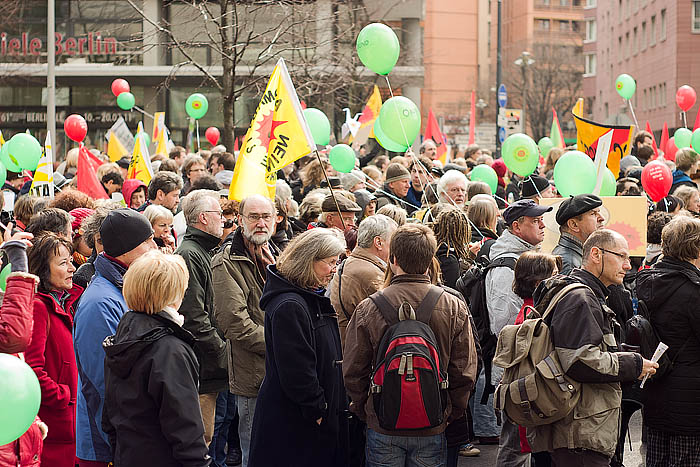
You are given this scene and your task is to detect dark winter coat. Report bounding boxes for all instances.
[636,257,700,435]
[375,183,415,214]
[248,265,349,467]
[24,285,83,467]
[670,170,698,194]
[102,311,211,467]
[73,251,97,289]
[552,231,583,274]
[176,226,229,394]
[436,242,469,290]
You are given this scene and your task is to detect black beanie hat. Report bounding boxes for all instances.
[100,208,154,258]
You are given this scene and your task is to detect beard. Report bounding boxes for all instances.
[242,225,272,246]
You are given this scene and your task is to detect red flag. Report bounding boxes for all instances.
[77,144,108,199]
[425,109,448,164]
[468,90,476,145]
[660,122,669,159]
[645,121,659,159]
[694,106,700,131]
[234,136,239,152]
[550,107,565,148]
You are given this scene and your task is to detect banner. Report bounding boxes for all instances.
[152,111,165,141]
[29,133,54,198]
[127,122,154,184]
[572,112,634,177]
[108,117,135,153]
[351,85,382,145]
[424,109,448,165]
[229,57,316,201]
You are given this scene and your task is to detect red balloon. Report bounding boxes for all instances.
[641,161,673,202]
[111,78,130,97]
[676,85,697,112]
[665,137,678,162]
[205,127,220,146]
[64,114,88,143]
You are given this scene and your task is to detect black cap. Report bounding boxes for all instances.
[320,176,342,189]
[555,194,603,226]
[100,208,154,257]
[503,199,553,225]
[655,195,682,213]
[116,156,131,169]
[520,174,551,198]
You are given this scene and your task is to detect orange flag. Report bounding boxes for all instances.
[425,109,448,165]
[77,144,108,199]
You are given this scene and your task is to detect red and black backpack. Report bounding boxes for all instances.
[368,286,449,431]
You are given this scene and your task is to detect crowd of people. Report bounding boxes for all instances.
[0,130,698,467]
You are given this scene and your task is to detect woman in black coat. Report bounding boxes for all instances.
[102,251,210,467]
[249,228,349,467]
[636,216,700,467]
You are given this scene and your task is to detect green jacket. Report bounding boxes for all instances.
[176,226,229,394]
[212,229,278,397]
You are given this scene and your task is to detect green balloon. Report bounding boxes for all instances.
[373,118,408,152]
[600,168,617,196]
[0,263,9,292]
[553,150,597,197]
[0,161,6,188]
[538,137,554,157]
[329,144,356,173]
[303,108,331,146]
[134,132,151,148]
[377,96,421,148]
[116,91,135,111]
[0,144,20,173]
[356,23,400,75]
[674,127,692,149]
[7,133,42,171]
[615,73,636,100]
[691,129,700,153]
[0,353,41,445]
[501,133,539,176]
[185,93,209,120]
[470,164,498,194]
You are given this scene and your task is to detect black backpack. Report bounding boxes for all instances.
[455,253,516,403]
[368,286,449,431]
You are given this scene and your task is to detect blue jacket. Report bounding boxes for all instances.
[73,254,128,462]
[670,169,697,194]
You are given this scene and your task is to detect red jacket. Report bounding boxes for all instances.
[24,284,82,467]
[0,272,44,467]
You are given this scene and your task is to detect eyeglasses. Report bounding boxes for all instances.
[599,248,630,262]
[241,213,275,222]
[203,210,224,218]
[318,257,339,269]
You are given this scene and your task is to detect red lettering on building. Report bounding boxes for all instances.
[0,31,119,57]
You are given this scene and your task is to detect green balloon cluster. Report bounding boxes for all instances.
[470,164,498,194]
[373,96,421,152]
[356,23,400,75]
[600,168,617,196]
[329,144,356,173]
[186,93,209,120]
[303,108,331,146]
[116,92,135,111]
[0,134,42,172]
[615,73,636,100]
[0,263,9,291]
[538,137,554,158]
[501,133,539,176]
[691,129,700,153]
[674,127,692,149]
[554,151,597,197]
[0,354,41,445]
[0,144,19,172]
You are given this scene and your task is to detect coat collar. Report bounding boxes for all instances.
[94,253,128,289]
[570,268,609,301]
[389,274,431,286]
[351,247,387,271]
[183,226,221,252]
[557,231,583,252]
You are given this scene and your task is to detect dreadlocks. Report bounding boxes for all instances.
[432,205,471,260]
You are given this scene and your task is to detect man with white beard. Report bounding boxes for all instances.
[212,194,280,467]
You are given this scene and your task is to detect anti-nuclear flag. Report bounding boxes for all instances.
[153,114,173,156]
[573,110,634,178]
[107,130,129,162]
[127,122,154,184]
[424,109,448,165]
[351,85,382,145]
[229,58,316,201]
[29,133,54,198]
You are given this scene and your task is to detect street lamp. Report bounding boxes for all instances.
[514,51,535,134]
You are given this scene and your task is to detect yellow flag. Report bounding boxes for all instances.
[30,133,55,198]
[127,122,154,184]
[107,130,129,162]
[229,58,316,201]
[0,131,5,147]
[351,85,382,144]
[572,98,584,118]
[152,111,165,141]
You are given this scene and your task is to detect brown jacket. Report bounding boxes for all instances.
[329,248,387,347]
[343,274,478,437]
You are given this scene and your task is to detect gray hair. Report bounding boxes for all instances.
[181,189,219,226]
[277,228,346,289]
[275,180,293,201]
[437,170,469,201]
[357,214,398,248]
[144,204,174,225]
[82,206,114,249]
[376,204,407,226]
[239,194,275,215]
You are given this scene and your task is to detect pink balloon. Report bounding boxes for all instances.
[641,161,672,202]
[111,78,130,97]
[205,127,220,146]
[676,85,697,112]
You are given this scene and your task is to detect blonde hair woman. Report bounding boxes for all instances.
[144,204,176,253]
[102,250,210,466]
[248,228,349,467]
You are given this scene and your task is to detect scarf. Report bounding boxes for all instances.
[246,240,275,283]
[162,306,185,327]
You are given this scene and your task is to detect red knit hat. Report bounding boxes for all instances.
[69,208,95,239]
[491,159,507,188]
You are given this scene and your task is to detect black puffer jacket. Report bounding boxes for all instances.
[636,257,700,434]
[102,311,211,467]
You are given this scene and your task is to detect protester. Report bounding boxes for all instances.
[26,208,72,240]
[519,174,554,202]
[375,162,414,213]
[352,188,377,221]
[100,172,123,197]
[139,171,183,213]
[12,196,39,232]
[314,193,361,231]
[635,216,700,467]
[212,194,279,467]
[630,130,654,162]
[437,169,469,208]
[25,234,81,467]
[73,209,156,467]
[271,196,290,252]
[467,194,500,248]
[170,146,187,168]
[432,205,472,289]
[552,194,605,274]
[340,170,366,193]
[673,186,700,215]
[530,229,656,464]
[248,228,348,467]
[121,179,147,209]
[144,204,176,254]
[49,188,96,212]
[641,211,672,268]
[420,139,438,160]
[343,223,478,467]
[376,203,407,226]
[181,155,208,195]
[72,204,121,289]
[102,251,211,467]
[616,177,642,196]
[406,156,434,208]
[176,190,229,446]
[467,181,491,201]
[670,148,699,194]
[69,207,95,266]
[655,195,683,215]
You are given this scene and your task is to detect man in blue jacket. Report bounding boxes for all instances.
[73,209,156,466]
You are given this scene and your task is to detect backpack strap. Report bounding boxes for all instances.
[335,259,351,322]
[540,283,590,321]
[484,256,517,272]
[414,286,444,324]
[369,292,399,326]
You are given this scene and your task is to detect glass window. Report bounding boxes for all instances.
[586,19,597,41]
[537,19,550,30]
[693,2,700,32]
[584,53,596,76]
[641,21,647,50]
[559,20,569,32]
[586,0,596,6]
[633,27,638,54]
[661,9,666,40]
[651,15,656,45]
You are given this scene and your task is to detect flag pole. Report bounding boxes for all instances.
[313,149,346,231]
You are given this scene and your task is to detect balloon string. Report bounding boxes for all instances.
[627,100,639,131]
[682,111,688,129]
[196,120,201,153]
[383,75,413,151]
[132,105,155,120]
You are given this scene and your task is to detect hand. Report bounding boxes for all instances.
[163,234,175,248]
[2,223,33,247]
[37,420,48,440]
[638,358,659,380]
[468,242,481,255]
[316,417,322,425]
